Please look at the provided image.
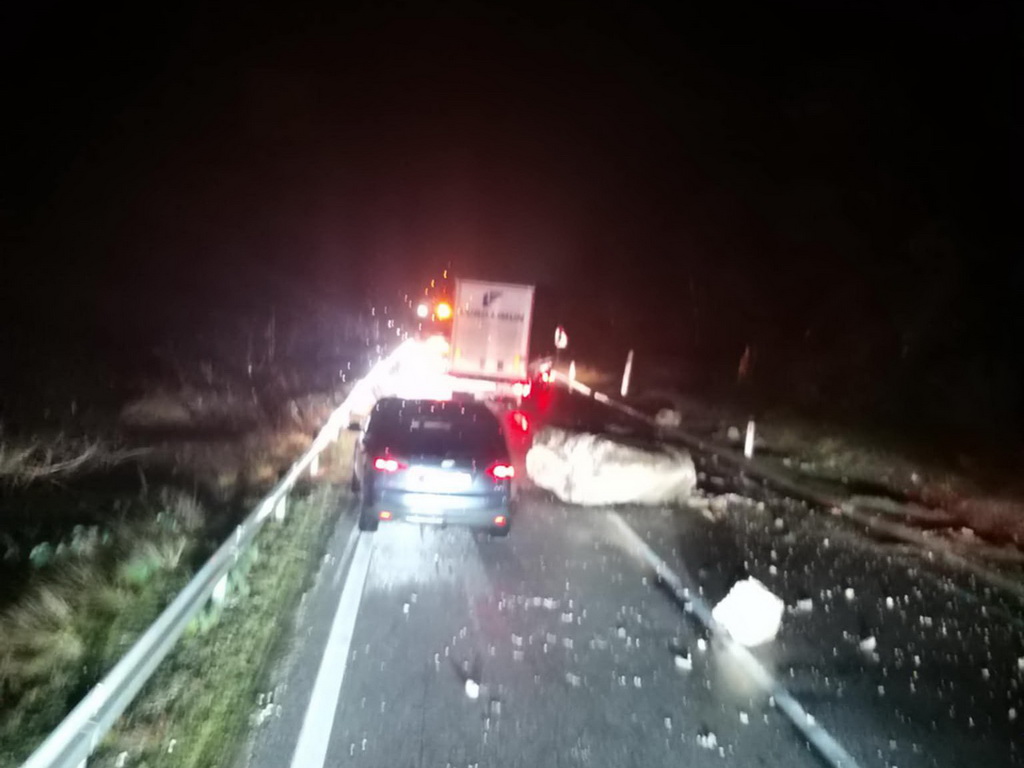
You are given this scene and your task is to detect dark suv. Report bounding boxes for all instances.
[352,398,516,535]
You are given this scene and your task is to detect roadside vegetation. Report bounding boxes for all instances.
[91,435,350,768]
[0,491,202,766]
[0,365,352,765]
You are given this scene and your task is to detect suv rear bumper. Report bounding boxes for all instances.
[363,489,512,530]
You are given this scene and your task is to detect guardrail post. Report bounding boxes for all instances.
[745,420,756,459]
[212,574,229,607]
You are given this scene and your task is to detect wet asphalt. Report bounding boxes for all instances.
[239,387,1023,768]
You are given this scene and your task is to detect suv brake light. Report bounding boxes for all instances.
[487,462,515,480]
[373,457,407,472]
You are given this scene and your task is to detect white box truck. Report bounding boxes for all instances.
[448,278,535,400]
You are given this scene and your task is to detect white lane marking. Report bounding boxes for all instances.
[607,512,863,768]
[332,521,362,588]
[289,534,374,768]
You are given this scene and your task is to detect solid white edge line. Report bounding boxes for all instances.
[607,512,863,768]
[333,518,363,588]
[288,534,374,768]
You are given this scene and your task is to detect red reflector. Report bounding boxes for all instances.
[488,463,515,480]
[379,510,393,520]
[373,457,405,472]
[493,515,507,527]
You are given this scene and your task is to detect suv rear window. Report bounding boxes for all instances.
[366,400,505,457]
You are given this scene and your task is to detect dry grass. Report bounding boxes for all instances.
[119,392,194,430]
[119,387,263,433]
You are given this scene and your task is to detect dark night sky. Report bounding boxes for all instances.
[1,0,1019,429]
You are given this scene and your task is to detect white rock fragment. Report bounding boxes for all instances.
[886,596,895,609]
[697,730,718,750]
[697,638,708,652]
[711,578,784,647]
[674,652,693,671]
[465,679,480,699]
[844,587,856,601]
[859,635,878,653]
[739,711,749,725]
[1010,708,1017,722]
[795,597,813,613]
[565,673,582,687]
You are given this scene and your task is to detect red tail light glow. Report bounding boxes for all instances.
[379,510,393,520]
[487,462,515,480]
[493,515,507,527]
[373,457,406,472]
[510,411,530,432]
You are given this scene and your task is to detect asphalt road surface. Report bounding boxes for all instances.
[239,387,1023,768]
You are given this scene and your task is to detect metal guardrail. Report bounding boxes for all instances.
[21,346,404,768]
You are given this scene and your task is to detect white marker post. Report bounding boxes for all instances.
[744,420,755,459]
[621,349,634,398]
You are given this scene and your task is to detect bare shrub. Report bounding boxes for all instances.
[0,433,137,486]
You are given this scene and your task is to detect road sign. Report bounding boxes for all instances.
[554,325,568,350]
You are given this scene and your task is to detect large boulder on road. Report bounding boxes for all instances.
[526,427,697,505]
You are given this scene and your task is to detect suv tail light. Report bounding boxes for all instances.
[487,462,515,480]
[373,457,407,472]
